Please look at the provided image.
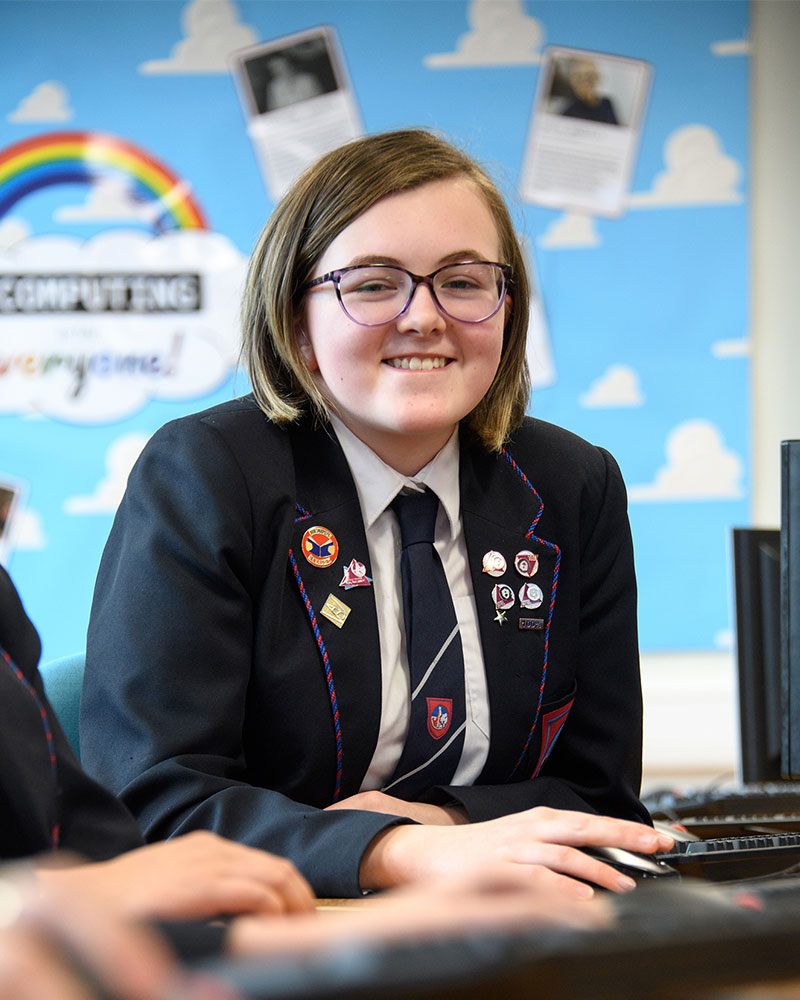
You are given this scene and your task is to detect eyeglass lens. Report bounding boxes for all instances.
[336,263,506,325]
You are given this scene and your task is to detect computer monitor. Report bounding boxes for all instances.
[781,440,800,778]
[733,527,782,783]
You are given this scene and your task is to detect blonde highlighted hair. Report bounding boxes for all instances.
[240,128,531,451]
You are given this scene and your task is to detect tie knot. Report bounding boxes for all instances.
[391,488,440,548]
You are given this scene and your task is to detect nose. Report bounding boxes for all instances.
[394,279,447,334]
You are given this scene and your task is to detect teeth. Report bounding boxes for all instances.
[387,357,447,370]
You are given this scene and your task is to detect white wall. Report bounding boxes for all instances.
[751,0,800,523]
[641,0,800,793]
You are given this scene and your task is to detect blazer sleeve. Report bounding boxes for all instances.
[0,566,144,862]
[426,446,649,825]
[49,679,147,861]
[81,414,408,897]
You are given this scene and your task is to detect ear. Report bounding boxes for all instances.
[294,317,319,372]
[503,293,513,327]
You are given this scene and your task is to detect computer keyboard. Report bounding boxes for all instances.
[644,780,800,821]
[670,811,800,838]
[203,875,800,1000]
[658,832,800,881]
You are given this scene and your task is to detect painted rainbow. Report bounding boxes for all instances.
[0,131,208,231]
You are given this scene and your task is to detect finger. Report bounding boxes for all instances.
[180,876,314,919]
[479,862,600,904]
[216,849,316,914]
[454,867,614,930]
[507,842,638,894]
[270,871,317,914]
[523,808,673,854]
[251,860,316,914]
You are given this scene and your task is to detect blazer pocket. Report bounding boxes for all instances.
[532,683,577,777]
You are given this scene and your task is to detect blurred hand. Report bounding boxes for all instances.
[37,831,315,922]
[0,867,234,1000]
[226,862,612,958]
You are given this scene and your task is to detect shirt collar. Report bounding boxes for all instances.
[329,414,460,538]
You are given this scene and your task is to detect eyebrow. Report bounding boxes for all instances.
[342,251,493,269]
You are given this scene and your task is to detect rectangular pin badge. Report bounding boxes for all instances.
[321,593,351,629]
[519,618,545,630]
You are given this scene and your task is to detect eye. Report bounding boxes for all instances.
[437,264,494,295]
[441,275,480,291]
[340,267,405,297]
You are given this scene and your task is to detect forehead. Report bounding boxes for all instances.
[573,61,599,80]
[318,177,502,269]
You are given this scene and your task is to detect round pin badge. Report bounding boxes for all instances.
[301,525,339,568]
[492,583,515,610]
[482,550,507,577]
[514,550,539,578]
[519,583,544,610]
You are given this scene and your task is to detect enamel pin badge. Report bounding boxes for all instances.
[492,582,515,626]
[482,550,507,577]
[321,593,351,628]
[519,583,544,610]
[339,558,371,589]
[301,526,339,568]
[514,550,539,577]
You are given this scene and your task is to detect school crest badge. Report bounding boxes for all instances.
[426,698,452,740]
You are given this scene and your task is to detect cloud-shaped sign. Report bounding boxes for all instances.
[711,338,750,359]
[64,433,150,514]
[538,212,600,249]
[0,218,30,250]
[0,229,247,423]
[7,81,73,123]
[10,507,46,552]
[54,177,159,224]
[579,364,644,408]
[139,0,257,74]
[629,125,743,208]
[628,419,744,502]
[425,0,543,67]
[711,39,750,57]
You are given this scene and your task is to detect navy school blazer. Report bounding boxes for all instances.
[82,396,649,897]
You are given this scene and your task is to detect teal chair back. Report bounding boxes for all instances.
[40,651,84,759]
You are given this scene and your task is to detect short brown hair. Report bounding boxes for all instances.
[240,128,530,450]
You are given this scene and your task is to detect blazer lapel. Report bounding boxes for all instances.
[289,422,382,798]
[460,438,560,783]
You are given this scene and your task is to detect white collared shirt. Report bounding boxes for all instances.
[329,415,490,790]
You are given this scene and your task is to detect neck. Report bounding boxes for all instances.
[367,431,453,477]
[329,414,456,477]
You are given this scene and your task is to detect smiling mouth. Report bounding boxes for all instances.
[384,357,451,370]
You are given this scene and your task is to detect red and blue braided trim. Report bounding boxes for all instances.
[289,503,343,801]
[500,447,562,781]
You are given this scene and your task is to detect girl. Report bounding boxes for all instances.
[82,129,669,898]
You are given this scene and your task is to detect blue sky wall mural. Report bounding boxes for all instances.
[0,0,749,660]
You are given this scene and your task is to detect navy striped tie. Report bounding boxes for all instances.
[383,487,467,799]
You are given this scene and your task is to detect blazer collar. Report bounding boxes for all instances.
[460,437,558,783]
[289,421,383,798]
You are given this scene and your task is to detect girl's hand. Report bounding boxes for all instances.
[0,868,234,1000]
[37,831,315,922]
[358,805,674,896]
[226,863,611,958]
[325,790,468,825]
